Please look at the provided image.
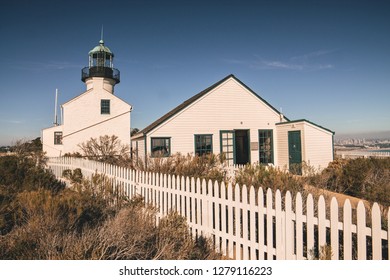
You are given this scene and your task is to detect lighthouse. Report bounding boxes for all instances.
[42,36,132,157]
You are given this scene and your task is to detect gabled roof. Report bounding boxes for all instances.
[133,74,288,138]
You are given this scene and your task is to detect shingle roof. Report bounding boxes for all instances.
[133,74,288,138]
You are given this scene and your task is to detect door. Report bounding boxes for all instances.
[220,131,235,166]
[235,130,250,165]
[288,131,302,175]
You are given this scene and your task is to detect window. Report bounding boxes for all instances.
[194,134,213,156]
[101,99,110,114]
[259,130,273,164]
[220,131,234,165]
[54,131,63,145]
[151,137,170,157]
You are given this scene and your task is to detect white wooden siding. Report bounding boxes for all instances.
[42,125,64,157]
[303,123,333,170]
[132,137,145,163]
[146,77,283,164]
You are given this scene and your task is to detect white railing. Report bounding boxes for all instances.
[47,157,390,260]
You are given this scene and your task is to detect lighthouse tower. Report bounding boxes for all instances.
[42,35,132,157]
[81,36,120,93]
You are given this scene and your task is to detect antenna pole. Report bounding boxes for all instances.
[101,25,104,42]
[54,89,58,126]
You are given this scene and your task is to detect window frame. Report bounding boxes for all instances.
[101,99,110,114]
[194,134,213,156]
[150,137,171,157]
[258,129,274,164]
[54,131,63,145]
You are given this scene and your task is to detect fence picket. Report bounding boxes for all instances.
[285,191,293,259]
[306,194,314,258]
[242,185,249,260]
[227,183,234,259]
[266,188,273,260]
[318,195,327,253]
[249,186,257,260]
[234,184,241,259]
[357,201,367,260]
[275,190,284,260]
[214,180,221,254]
[343,199,352,260]
[220,181,227,256]
[257,187,265,260]
[330,197,339,260]
[295,192,304,260]
[371,203,381,260]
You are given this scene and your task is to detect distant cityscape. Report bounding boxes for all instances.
[335,137,390,151]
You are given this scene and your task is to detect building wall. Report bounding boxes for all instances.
[145,77,284,164]
[42,125,64,157]
[131,136,146,164]
[43,77,131,157]
[302,123,334,171]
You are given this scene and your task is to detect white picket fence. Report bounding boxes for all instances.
[47,157,390,260]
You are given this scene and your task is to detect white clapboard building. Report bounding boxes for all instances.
[132,75,334,173]
[42,39,132,157]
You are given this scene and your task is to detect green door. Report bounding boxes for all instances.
[288,131,302,175]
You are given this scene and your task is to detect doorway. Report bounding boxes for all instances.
[234,130,250,165]
[288,131,302,175]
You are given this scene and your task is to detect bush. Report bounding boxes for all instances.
[135,153,228,183]
[234,164,304,195]
[306,158,390,207]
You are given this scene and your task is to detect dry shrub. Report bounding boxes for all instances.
[234,164,305,195]
[134,153,228,183]
[0,194,219,260]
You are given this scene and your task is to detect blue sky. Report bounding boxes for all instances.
[0,0,389,145]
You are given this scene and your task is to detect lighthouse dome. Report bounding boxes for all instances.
[88,39,114,56]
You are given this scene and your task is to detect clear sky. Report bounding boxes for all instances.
[0,0,389,146]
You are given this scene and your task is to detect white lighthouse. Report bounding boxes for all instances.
[42,37,132,157]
